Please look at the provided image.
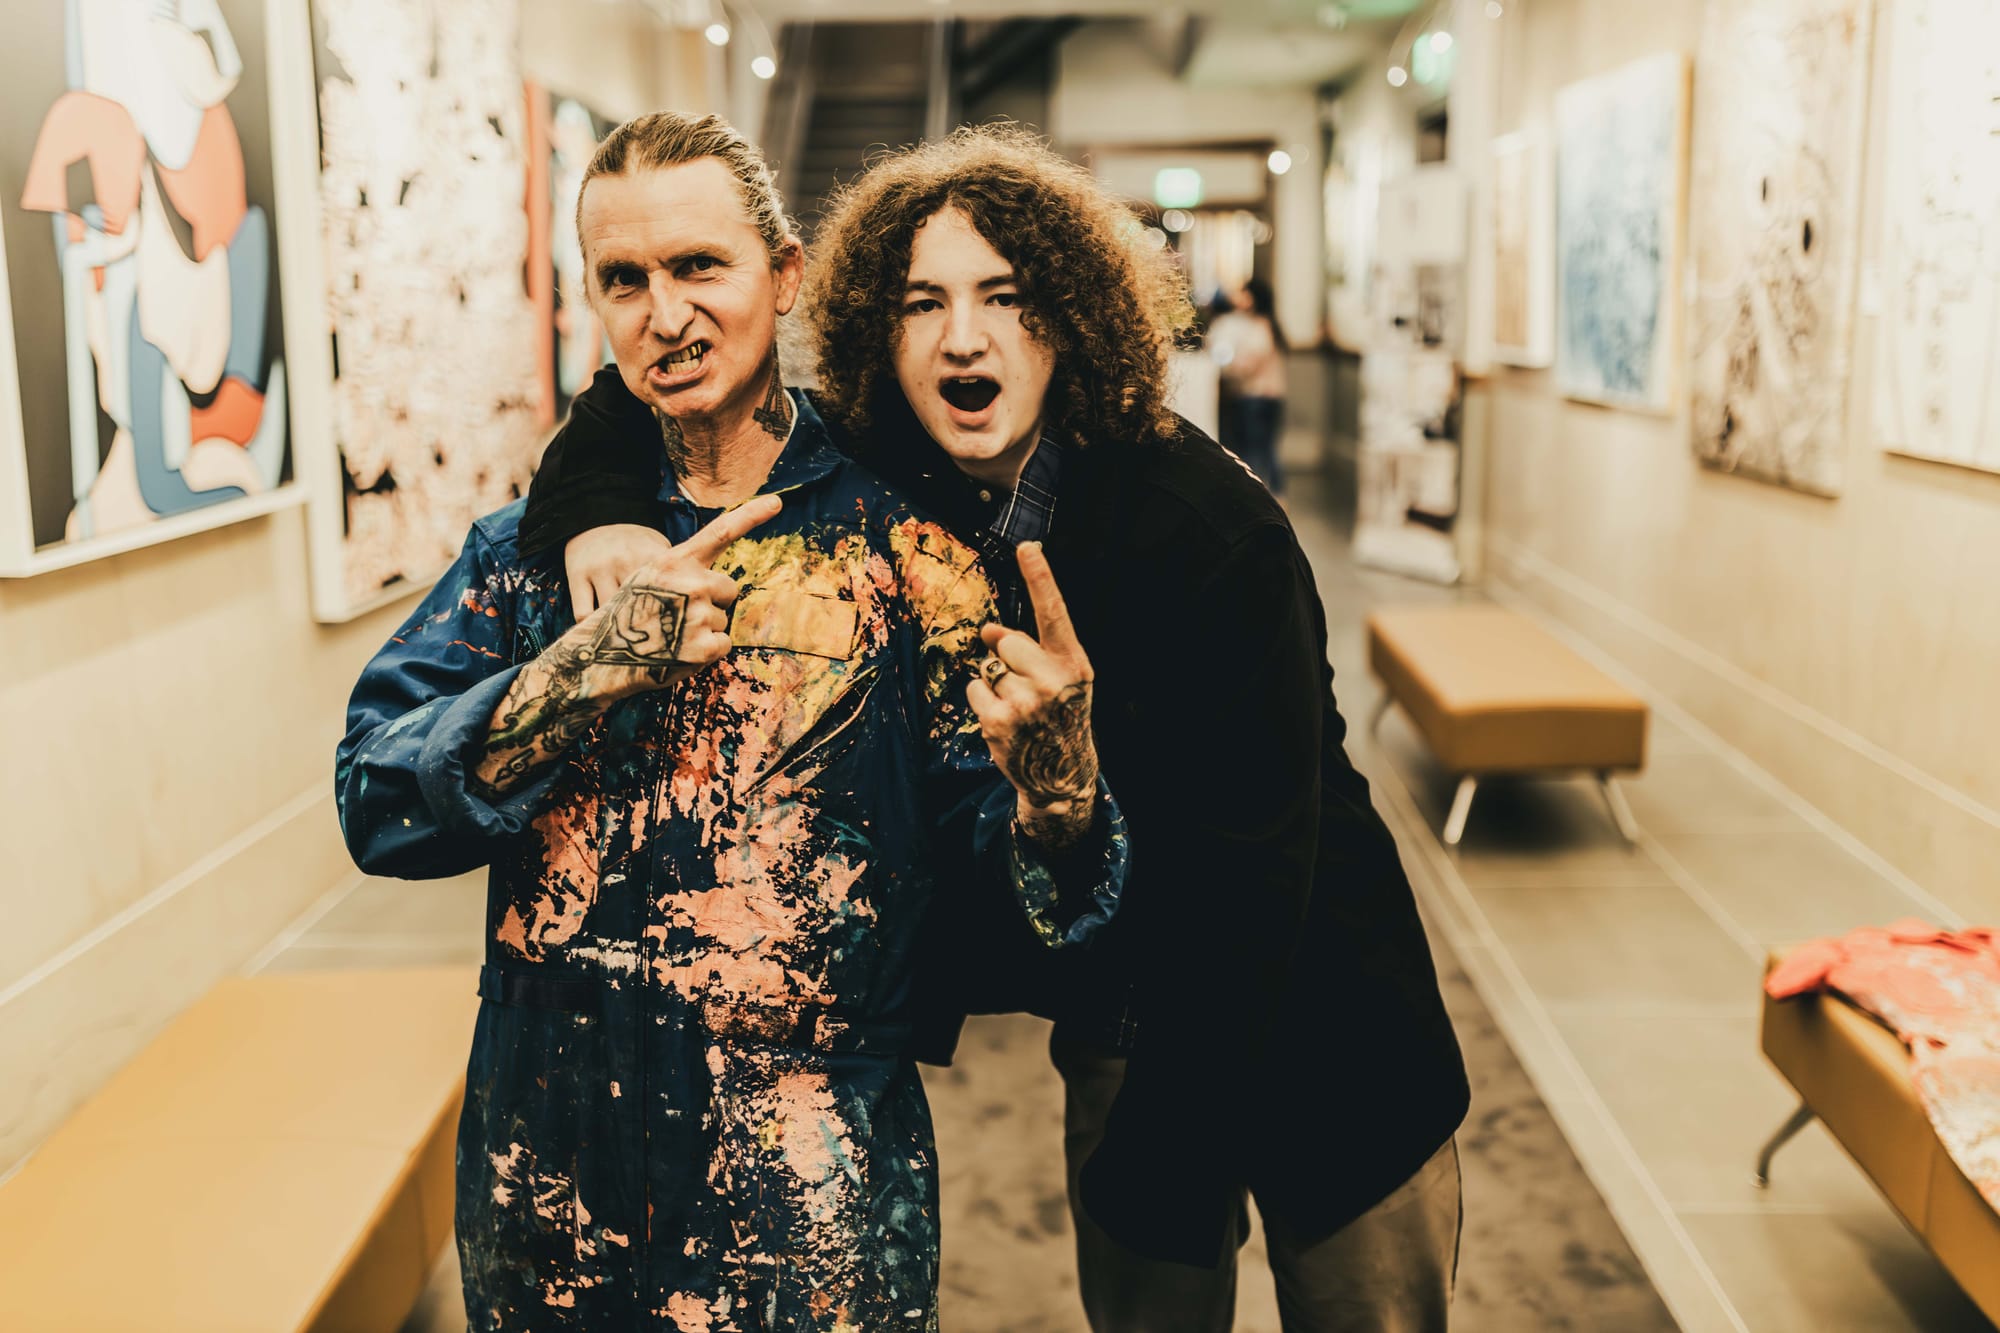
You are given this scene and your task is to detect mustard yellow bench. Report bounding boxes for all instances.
[1365,605,1650,846]
[1758,952,2000,1322]
[0,968,477,1331]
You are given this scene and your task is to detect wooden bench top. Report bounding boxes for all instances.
[1367,605,1648,774]
[0,968,478,1332]
[1760,953,2000,1323]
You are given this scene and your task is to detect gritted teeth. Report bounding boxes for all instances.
[661,341,707,371]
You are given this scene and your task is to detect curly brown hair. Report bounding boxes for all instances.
[802,125,1193,447]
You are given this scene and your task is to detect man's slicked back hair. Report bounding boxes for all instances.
[804,124,1194,447]
[578,111,795,263]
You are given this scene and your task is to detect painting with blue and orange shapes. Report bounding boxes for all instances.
[0,0,293,573]
[1554,52,1688,414]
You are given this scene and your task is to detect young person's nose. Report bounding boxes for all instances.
[940,302,986,360]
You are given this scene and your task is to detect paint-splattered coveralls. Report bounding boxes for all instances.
[336,394,1126,1330]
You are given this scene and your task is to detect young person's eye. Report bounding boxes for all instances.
[905,298,942,315]
[990,291,1021,308]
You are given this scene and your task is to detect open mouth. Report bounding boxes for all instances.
[939,376,1000,413]
[657,341,708,376]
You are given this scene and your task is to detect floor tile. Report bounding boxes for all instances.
[1553,1009,1889,1214]
[1618,750,1810,836]
[1470,883,1762,1011]
[1650,830,1925,947]
[1681,1210,1992,1332]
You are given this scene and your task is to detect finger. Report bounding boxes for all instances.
[570,576,597,622]
[687,602,729,639]
[591,572,623,616]
[965,677,1007,729]
[991,628,1070,690]
[993,669,1041,710]
[680,493,783,566]
[702,571,744,610]
[681,628,736,666]
[979,622,1010,650]
[1018,542,1083,661]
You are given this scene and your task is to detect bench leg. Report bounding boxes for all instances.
[1442,776,1479,847]
[1597,772,1641,844]
[1753,1100,1817,1188]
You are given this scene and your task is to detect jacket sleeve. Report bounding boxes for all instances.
[334,524,574,879]
[892,519,1128,950]
[1078,521,1322,1267]
[519,368,664,558]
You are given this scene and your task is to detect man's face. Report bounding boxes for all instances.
[894,208,1056,488]
[579,158,802,429]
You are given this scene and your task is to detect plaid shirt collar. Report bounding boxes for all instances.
[973,437,1063,629]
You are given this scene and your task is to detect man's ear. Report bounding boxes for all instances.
[772,235,805,316]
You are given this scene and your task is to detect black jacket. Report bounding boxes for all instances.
[520,370,1469,1268]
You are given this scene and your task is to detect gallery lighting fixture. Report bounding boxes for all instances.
[1268,149,1294,175]
[705,22,730,44]
[1387,65,1409,86]
[751,55,776,78]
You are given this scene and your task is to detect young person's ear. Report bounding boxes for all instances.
[772,235,805,316]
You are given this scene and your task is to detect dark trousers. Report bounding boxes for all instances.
[1051,1032,1460,1333]
[1224,395,1286,494]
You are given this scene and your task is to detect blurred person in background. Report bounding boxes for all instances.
[1209,278,1289,494]
[336,111,1125,1331]
[523,124,1467,1333]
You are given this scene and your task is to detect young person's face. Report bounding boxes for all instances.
[894,207,1056,489]
[580,158,802,431]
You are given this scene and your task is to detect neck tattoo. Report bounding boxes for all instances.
[656,408,690,477]
[753,356,791,442]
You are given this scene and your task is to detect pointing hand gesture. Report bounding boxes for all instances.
[573,493,782,698]
[966,542,1100,847]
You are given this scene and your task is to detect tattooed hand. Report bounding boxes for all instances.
[472,494,782,797]
[966,541,1101,851]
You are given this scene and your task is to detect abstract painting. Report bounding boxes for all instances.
[1688,0,1872,496]
[297,0,547,620]
[0,0,295,575]
[1554,53,1688,412]
[1873,0,2000,476]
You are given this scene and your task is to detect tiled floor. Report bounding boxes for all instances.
[255,474,1996,1331]
[1284,479,1995,1332]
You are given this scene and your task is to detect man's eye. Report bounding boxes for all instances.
[686,256,718,274]
[905,298,941,315]
[606,270,641,290]
[990,292,1021,308]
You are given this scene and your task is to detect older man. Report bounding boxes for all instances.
[336,113,1123,1332]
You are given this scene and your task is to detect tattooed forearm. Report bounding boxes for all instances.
[752,356,790,441]
[471,642,602,799]
[471,584,692,797]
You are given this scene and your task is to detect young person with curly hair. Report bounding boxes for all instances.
[520,124,1469,1333]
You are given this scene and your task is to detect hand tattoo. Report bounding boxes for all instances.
[753,356,790,441]
[1010,681,1097,808]
[580,584,687,677]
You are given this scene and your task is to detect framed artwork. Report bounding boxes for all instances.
[1688,0,1873,496]
[1873,0,2000,476]
[1490,130,1553,368]
[0,0,298,577]
[1553,53,1690,412]
[529,86,615,428]
[272,0,548,622]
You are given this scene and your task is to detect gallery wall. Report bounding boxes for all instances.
[1476,0,2000,922]
[0,0,708,1177]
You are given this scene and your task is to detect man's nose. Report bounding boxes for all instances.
[646,274,693,342]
